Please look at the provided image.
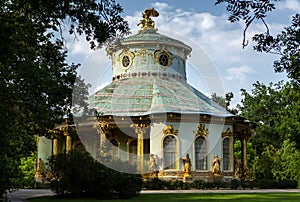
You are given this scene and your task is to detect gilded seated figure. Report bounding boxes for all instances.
[212,155,221,177]
[149,153,158,177]
[181,153,191,177]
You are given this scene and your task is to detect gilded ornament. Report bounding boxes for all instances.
[153,50,173,69]
[163,125,178,135]
[118,50,135,70]
[137,8,159,30]
[212,155,222,177]
[180,153,192,178]
[130,123,149,135]
[195,123,208,137]
[222,128,232,138]
[137,48,148,65]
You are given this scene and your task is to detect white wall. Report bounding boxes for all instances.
[150,121,233,171]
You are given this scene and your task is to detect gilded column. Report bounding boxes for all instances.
[66,135,72,153]
[62,128,72,153]
[131,123,149,173]
[242,138,248,171]
[53,138,59,156]
[95,122,111,147]
[94,121,114,157]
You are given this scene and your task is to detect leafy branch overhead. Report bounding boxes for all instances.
[253,14,300,83]
[0,0,129,195]
[216,0,300,84]
[2,0,130,49]
[215,0,277,48]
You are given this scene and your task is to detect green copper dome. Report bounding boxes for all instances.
[90,10,232,118]
[89,77,231,117]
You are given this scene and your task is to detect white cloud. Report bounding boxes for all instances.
[278,0,300,12]
[151,2,170,10]
[225,65,256,83]
[66,34,93,58]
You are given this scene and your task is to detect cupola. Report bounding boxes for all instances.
[106,8,192,82]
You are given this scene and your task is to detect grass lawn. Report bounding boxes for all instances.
[28,192,300,202]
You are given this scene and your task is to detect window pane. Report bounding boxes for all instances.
[195,136,207,170]
[223,138,230,170]
[163,136,177,169]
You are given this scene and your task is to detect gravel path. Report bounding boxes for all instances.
[5,189,55,202]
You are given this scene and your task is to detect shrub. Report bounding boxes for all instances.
[48,151,142,199]
[18,155,35,188]
[254,179,297,189]
[143,178,164,190]
[113,167,143,199]
[229,179,241,189]
[191,180,206,189]
[172,180,184,190]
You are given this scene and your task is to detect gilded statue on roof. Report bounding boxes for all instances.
[137,8,159,30]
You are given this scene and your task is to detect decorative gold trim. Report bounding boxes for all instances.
[93,121,115,135]
[137,48,148,65]
[130,123,149,135]
[222,128,232,138]
[118,50,135,71]
[153,50,173,70]
[163,125,179,135]
[195,123,208,137]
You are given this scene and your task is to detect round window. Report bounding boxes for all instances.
[159,53,169,66]
[122,55,130,68]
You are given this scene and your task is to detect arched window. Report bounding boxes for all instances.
[129,140,137,165]
[223,138,230,170]
[195,136,207,170]
[163,135,177,169]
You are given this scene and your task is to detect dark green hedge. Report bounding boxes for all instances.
[143,178,297,190]
[48,151,142,199]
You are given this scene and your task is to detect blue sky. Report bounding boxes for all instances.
[70,0,300,106]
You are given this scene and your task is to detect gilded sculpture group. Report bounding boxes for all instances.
[137,8,159,30]
[149,153,222,178]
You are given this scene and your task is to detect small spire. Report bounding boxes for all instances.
[137,8,159,32]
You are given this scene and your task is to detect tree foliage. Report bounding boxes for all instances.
[215,0,300,185]
[215,0,300,84]
[253,14,300,83]
[211,92,239,114]
[239,81,300,184]
[215,0,277,47]
[0,0,129,196]
[240,81,300,152]
[18,153,36,188]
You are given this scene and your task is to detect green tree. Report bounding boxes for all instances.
[239,81,300,184]
[274,140,300,185]
[215,0,300,84]
[240,81,300,153]
[234,140,256,169]
[0,0,129,196]
[18,153,36,188]
[216,0,300,185]
[211,92,239,114]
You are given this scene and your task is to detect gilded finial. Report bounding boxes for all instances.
[137,8,159,31]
